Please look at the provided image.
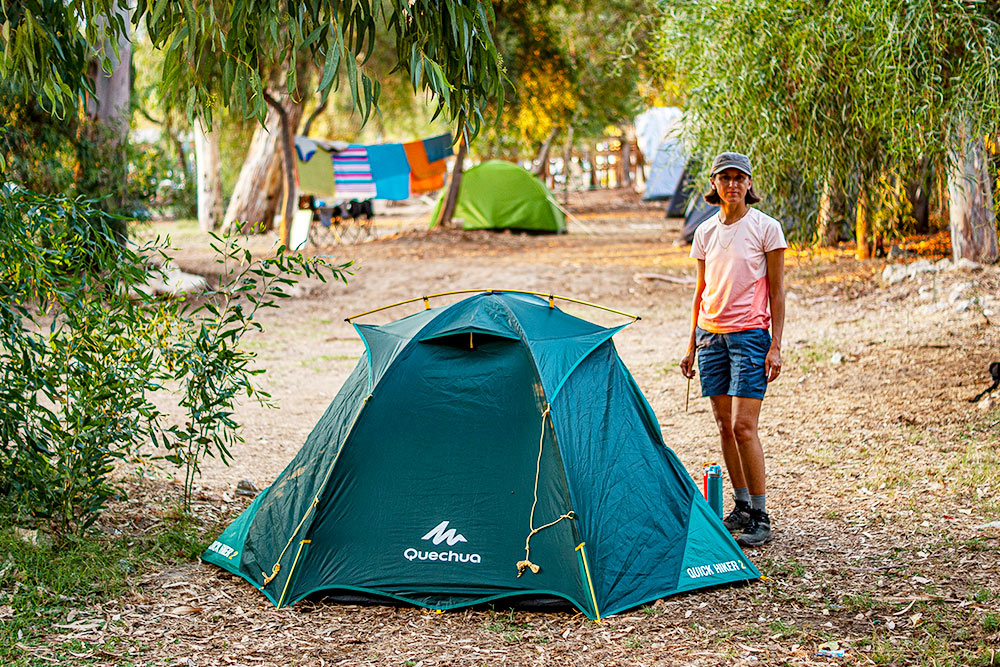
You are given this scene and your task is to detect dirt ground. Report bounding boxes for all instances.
[30,189,1000,665]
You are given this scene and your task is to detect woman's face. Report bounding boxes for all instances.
[711,168,751,204]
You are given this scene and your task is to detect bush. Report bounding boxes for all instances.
[0,189,348,535]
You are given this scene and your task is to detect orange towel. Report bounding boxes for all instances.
[410,172,447,194]
[404,141,447,180]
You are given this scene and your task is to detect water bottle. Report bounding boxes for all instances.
[703,462,723,518]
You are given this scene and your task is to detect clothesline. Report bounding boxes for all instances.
[294,133,454,202]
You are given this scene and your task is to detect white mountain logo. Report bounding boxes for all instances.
[421,520,468,546]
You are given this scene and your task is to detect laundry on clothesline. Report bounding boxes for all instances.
[294,133,454,200]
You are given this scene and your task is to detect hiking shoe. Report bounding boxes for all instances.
[723,501,752,533]
[736,509,772,547]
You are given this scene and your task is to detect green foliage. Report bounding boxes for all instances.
[0,82,173,227]
[155,230,349,508]
[0,189,349,533]
[2,1,505,139]
[654,0,1000,239]
[0,191,163,533]
[481,0,652,157]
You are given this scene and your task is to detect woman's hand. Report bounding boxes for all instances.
[680,349,697,379]
[765,346,781,382]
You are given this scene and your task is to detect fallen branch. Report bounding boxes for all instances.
[633,272,696,285]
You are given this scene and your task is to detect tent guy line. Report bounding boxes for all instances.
[344,289,641,322]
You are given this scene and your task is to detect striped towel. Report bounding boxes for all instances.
[332,145,377,199]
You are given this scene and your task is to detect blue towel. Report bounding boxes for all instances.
[367,143,411,201]
[422,134,454,163]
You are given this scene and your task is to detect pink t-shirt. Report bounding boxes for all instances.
[690,208,787,333]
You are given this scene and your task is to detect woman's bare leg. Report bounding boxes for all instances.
[709,395,746,489]
[731,396,765,496]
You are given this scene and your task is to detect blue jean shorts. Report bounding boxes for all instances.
[696,327,771,399]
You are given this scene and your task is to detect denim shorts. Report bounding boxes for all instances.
[695,327,771,399]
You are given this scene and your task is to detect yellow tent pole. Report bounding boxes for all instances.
[575,542,601,621]
[276,539,311,609]
[345,289,640,322]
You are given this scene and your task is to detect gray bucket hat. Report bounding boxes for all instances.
[710,152,752,177]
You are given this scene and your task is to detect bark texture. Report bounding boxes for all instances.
[817,177,845,247]
[264,91,298,247]
[947,126,999,264]
[223,101,305,233]
[533,129,558,183]
[562,126,574,205]
[436,138,467,228]
[620,133,633,188]
[194,117,223,232]
[855,192,872,260]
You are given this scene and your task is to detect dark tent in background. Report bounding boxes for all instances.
[682,196,720,244]
[666,161,702,218]
[203,291,759,618]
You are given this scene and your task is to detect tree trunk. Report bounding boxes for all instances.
[76,7,131,238]
[947,124,999,264]
[855,191,872,260]
[435,137,467,228]
[302,99,328,137]
[817,176,844,247]
[164,113,189,175]
[223,107,283,233]
[907,157,932,235]
[89,12,131,141]
[587,147,598,189]
[264,91,298,247]
[533,129,558,180]
[562,126,574,206]
[223,101,305,233]
[620,132,633,188]
[194,117,223,232]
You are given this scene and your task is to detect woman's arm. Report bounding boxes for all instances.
[680,259,707,379]
[765,249,785,382]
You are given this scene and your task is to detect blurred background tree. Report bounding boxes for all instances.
[653,0,1000,261]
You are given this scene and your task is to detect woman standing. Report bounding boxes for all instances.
[679,152,786,547]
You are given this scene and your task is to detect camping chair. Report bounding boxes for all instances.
[308,198,378,246]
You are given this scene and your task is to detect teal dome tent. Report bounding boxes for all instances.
[430,161,566,233]
[203,291,758,618]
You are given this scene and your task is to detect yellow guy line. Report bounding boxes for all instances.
[575,542,601,621]
[344,289,640,322]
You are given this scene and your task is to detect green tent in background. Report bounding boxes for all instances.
[430,160,566,233]
[203,291,758,618]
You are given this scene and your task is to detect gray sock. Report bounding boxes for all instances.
[750,494,766,513]
[734,487,750,505]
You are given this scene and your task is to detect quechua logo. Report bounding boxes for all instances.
[421,520,467,546]
[404,521,481,564]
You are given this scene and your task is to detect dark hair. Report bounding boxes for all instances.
[704,185,762,206]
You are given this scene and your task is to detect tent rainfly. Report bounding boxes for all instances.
[203,291,759,618]
[430,161,566,233]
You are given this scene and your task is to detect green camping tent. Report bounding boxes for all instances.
[203,291,758,618]
[431,161,566,233]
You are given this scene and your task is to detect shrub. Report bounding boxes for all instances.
[0,188,348,534]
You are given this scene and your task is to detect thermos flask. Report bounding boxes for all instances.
[703,462,723,518]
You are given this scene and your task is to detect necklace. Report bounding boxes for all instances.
[717,217,744,252]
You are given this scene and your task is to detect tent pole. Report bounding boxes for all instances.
[345,289,640,322]
[276,539,311,609]
[575,542,601,621]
